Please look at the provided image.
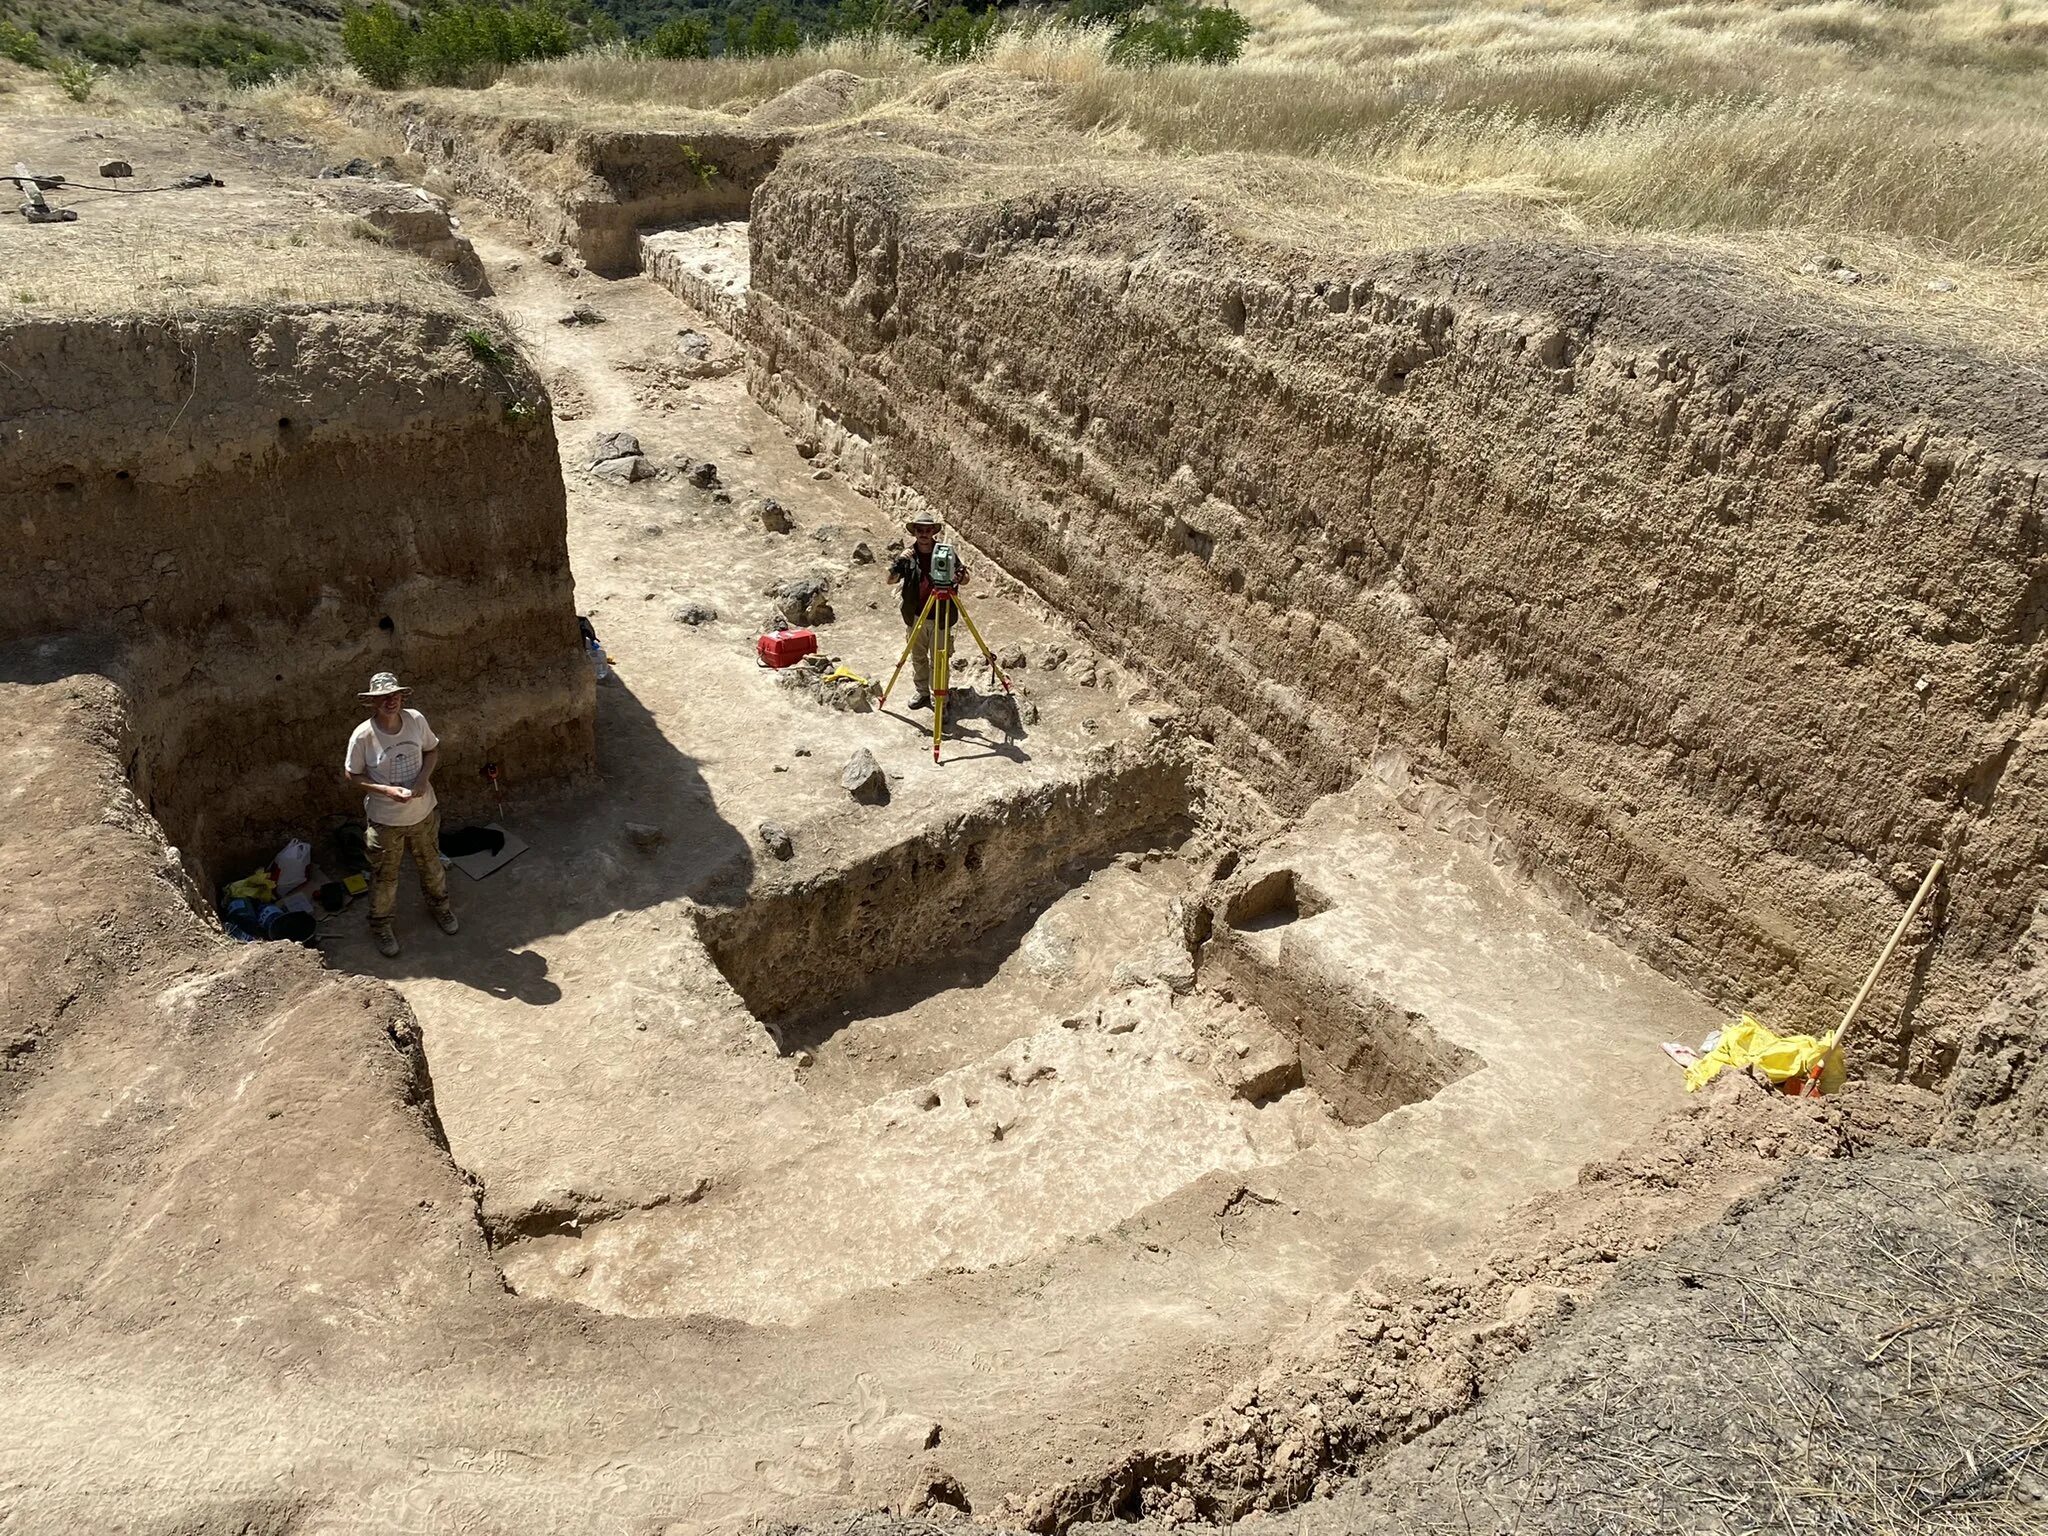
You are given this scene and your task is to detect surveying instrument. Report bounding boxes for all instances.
[880,541,1014,763]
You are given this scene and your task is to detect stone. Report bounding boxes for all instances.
[1111,942,1197,996]
[677,328,712,359]
[1926,277,1958,293]
[757,497,794,533]
[97,159,132,178]
[1042,643,1069,670]
[623,821,666,849]
[671,601,718,625]
[758,821,795,861]
[840,748,888,804]
[589,430,641,464]
[591,454,656,484]
[770,572,833,625]
[1020,700,1040,725]
[981,695,1024,735]
[851,541,875,564]
[794,437,819,459]
[997,645,1027,669]
[539,246,565,265]
[560,304,604,325]
[817,678,870,713]
[812,469,833,480]
[1215,1022,1303,1104]
[689,462,720,490]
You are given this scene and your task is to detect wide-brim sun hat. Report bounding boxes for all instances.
[359,671,407,699]
[905,514,943,532]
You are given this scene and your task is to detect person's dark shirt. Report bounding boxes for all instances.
[889,543,968,624]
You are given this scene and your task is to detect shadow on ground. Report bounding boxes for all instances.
[325,672,754,999]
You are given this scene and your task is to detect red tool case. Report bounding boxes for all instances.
[757,628,818,668]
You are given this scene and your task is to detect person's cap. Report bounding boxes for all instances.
[905,513,942,532]
[359,671,407,699]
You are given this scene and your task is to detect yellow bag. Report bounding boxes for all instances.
[1684,1015,1843,1094]
[223,871,277,903]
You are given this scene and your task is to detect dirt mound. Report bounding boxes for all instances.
[1272,1146,2047,1535]
[1025,1076,1938,1528]
[748,69,871,130]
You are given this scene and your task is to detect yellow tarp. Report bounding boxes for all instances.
[1684,1015,1844,1094]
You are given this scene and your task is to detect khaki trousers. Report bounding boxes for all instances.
[367,811,448,927]
[908,614,954,696]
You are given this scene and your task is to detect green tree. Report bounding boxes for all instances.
[342,0,414,85]
[505,0,576,59]
[831,0,916,40]
[412,3,491,84]
[920,3,996,61]
[723,2,801,56]
[649,14,712,55]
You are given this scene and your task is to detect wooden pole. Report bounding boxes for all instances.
[1831,859,1945,1051]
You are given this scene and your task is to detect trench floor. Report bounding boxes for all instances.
[319,222,1709,1525]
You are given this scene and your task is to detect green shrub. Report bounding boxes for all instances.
[53,57,100,99]
[504,1,575,60]
[1108,0,1250,64]
[920,3,996,61]
[412,4,487,83]
[412,1,577,86]
[71,29,143,68]
[723,2,801,57]
[648,13,711,55]
[342,1,412,86]
[135,20,312,84]
[0,18,46,67]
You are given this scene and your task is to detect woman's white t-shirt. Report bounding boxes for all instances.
[345,708,440,827]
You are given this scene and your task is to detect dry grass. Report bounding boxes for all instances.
[0,98,467,320]
[500,34,930,115]
[505,0,2048,283]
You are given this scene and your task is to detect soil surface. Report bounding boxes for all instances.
[6,90,2042,1536]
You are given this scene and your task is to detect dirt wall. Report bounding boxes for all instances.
[340,92,788,274]
[697,750,1190,1023]
[744,148,2048,1089]
[1,305,594,890]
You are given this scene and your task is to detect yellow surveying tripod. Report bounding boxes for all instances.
[880,544,1014,762]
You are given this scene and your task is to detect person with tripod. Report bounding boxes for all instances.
[887,512,970,709]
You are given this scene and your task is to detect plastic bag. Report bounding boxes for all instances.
[1684,1015,1843,1094]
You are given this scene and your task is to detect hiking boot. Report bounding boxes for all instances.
[372,925,401,959]
[431,905,460,936]
[909,692,932,710]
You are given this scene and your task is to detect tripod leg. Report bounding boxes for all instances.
[881,595,936,706]
[931,600,950,762]
[949,598,1012,696]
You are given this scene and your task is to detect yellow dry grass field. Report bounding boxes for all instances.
[0,68,469,319]
[497,0,2048,333]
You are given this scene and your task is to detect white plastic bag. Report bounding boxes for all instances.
[270,838,313,896]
